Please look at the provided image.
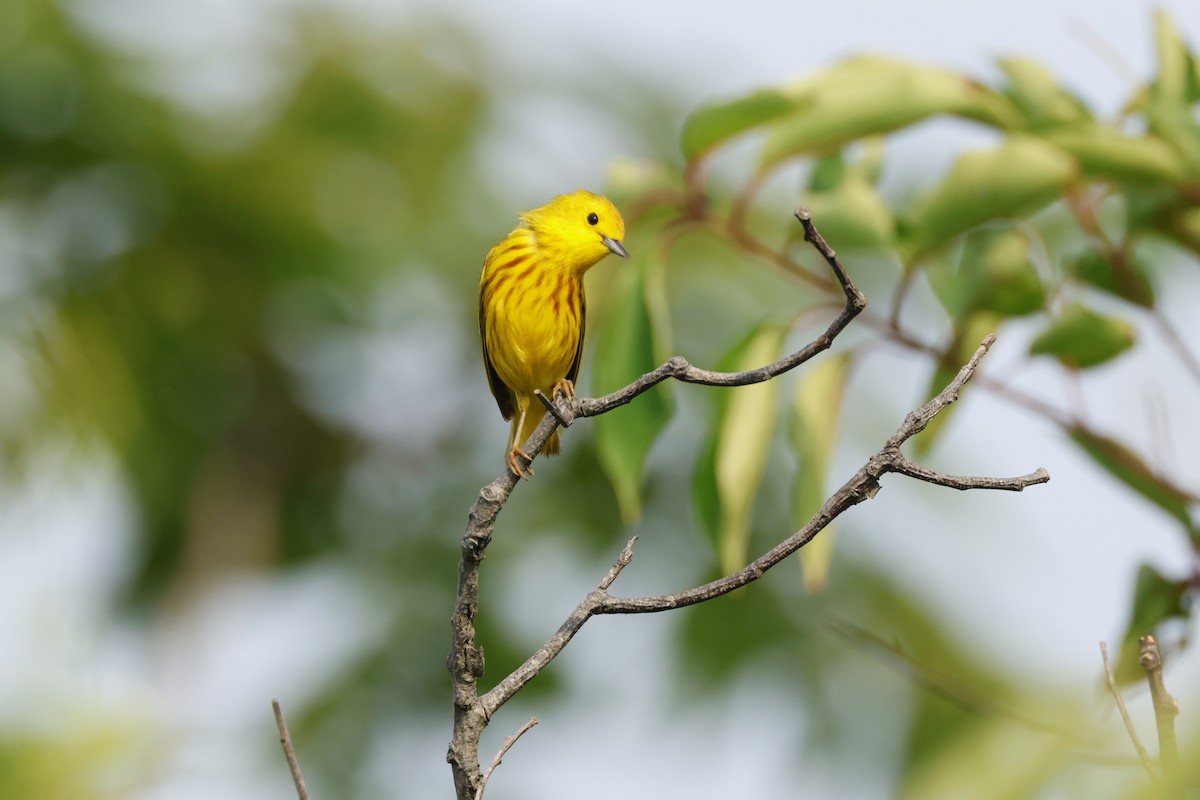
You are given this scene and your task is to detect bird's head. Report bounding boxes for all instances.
[520,190,628,272]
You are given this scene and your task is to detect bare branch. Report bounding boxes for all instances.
[450,209,868,795]
[475,717,539,800]
[448,211,1050,800]
[1100,641,1157,781]
[272,699,310,800]
[477,334,1049,716]
[892,457,1050,492]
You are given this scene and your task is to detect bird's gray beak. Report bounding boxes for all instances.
[602,236,629,258]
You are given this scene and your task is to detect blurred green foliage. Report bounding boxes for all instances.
[1,0,1198,797]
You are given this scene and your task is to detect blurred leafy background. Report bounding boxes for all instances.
[1,0,1198,798]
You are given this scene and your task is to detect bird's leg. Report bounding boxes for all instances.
[506,407,534,479]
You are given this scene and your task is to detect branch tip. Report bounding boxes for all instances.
[533,389,572,428]
[272,698,310,800]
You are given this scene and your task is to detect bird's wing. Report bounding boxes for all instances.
[480,287,516,421]
[565,289,586,387]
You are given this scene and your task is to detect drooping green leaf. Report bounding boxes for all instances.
[594,253,673,522]
[1069,248,1155,308]
[693,324,788,573]
[759,56,1019,168]
[681,88,807,161]
[1067,425,1196,536]
[898,136,1077,262]
[801,175,895,251]
[789,353,850,593]
[997,57,1091,128]
[1028,303,1134,369]
[1114,563,1193,684]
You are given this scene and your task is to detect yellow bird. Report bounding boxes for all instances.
[479,190,628,477]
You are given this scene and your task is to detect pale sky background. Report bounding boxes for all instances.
[3,1,1200,798]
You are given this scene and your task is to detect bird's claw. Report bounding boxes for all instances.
[507,447,534,479]
[553,379,576,400]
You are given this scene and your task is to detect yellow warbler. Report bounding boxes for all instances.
[479,190,628,477]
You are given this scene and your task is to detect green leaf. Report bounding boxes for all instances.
[1114,563,1192,684]
[759,56,1019,168]
[1151,10,1195,104]
[925,228,1044,319]
[1144,13,1200,175]
[594,253,673,522]
[997,57,1092,128]
[956,227,1045,317]
[898,136,1077,262]
[789,353,850,593]
[1028,303,1134,369]
[1067,425,1196,535]
[801,175,895,251]
[808,152,847,192]
[693,324,788,573]
[1069,249,1155,308]
[1043,125,1184,184]
[680,88,806,161]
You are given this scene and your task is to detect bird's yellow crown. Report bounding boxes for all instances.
[518,190,627,273]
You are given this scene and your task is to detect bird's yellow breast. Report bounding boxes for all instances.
[480,233,584,397]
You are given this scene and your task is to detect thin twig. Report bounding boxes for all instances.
[598,536,638,590]
[475,717,539,800]
[1151,309,1200,388]
[1100,641,1157,781]
[1138,636,1180,785]
[272,698,310,800]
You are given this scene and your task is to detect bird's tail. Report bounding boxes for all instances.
[512,410,561,456]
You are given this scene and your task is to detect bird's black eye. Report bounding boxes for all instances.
[587,212,599,226]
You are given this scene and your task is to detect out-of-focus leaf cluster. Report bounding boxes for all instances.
[595,12,1200,711]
